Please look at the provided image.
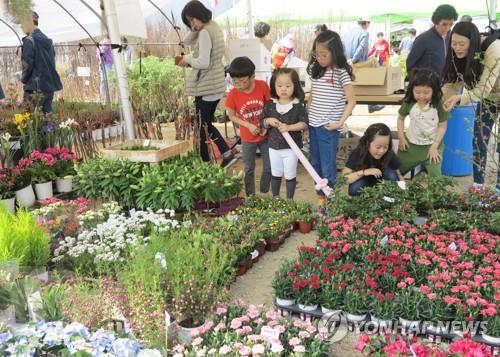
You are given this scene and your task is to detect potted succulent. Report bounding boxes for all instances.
[272,260,296,306]
[0,169,15,213]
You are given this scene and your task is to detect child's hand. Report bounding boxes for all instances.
[247,123,260,136]
[428,144,441,163]
[267,117,281,128]
[324,121,342,131]
[364,168,383,178]
[278,123,289,133]
[398,136,409,151]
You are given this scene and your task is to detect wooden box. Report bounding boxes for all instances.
[102,139,191,163]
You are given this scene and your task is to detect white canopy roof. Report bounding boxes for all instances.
[216,0,494,20]
[0,0,495,46]
[0,0,177,46]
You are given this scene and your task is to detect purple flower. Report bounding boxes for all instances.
[43,122,56,133]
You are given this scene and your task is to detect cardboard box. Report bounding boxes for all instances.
[352,66,402,96]
[228,39,271,72]
[336,132,360,169]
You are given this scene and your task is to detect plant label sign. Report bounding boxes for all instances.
[143,139,151,148]
[383,196,395,204]
[448,242,457,251]
[261,325,280,346]
[380,235,389,246]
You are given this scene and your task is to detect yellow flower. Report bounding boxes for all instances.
[13,112,31,132]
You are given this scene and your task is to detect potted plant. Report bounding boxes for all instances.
[344,287,369,326]
[293,272,321,311]
[12,159,35,208]
[0,132,15,169]
[272,260,296,306]
[482,315,500,344]
[297,201,314,233]
[395,289,428,336]
[0,169,15,213]
[29,151,57,200]
[320,277,344,318]
[161,229,232,342]
[425,296,455,339]
[370,292,396,332]
[46,147,76,193]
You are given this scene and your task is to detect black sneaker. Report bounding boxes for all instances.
[221,154,238,168]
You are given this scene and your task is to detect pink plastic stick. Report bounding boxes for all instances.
[281,131,332,197]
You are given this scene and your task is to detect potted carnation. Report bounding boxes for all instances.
[12,159,35,208]
[293,273,321,311]
[483,315,500,344]
[46,147,77,193]
[272,260,296,306]
[29,151,57,200]
[395,289,428,336]
[320,277,344,314]
[344,287,369,329]
[370,292,396,333]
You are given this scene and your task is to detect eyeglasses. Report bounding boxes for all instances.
[311,51,331,60]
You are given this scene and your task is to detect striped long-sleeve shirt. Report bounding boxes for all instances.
[308,68,351,127]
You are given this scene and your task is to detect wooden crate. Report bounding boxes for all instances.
[102,139,191,163]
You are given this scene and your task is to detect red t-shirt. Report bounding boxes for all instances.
[225,80,271,143]
[368,39,390,63]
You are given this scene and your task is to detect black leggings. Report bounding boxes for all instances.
[195,96,230,162]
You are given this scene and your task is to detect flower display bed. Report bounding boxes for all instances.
[269,177,500,355]
[102,139,190,163]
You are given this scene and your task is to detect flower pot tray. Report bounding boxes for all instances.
[102,139,191,163]
[473,334,500,348]
[273,301,324,320]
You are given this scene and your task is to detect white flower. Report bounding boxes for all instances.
[1,132,11,142]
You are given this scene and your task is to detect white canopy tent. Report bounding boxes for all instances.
[0,0,178,46]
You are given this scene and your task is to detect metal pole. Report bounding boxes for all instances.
[247,0,254,38]
[489,0,497,29]
[102,0,135,140]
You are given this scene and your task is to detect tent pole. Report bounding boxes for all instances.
[490,0,497,29]
[102,0,135,140]
[247,0,254,38]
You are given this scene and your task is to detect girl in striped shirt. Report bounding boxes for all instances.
[307,30,356,206]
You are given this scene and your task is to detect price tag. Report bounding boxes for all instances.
[448,242,457,251]
[143,139,151,147]
[397,181,407,190]
[380,235,389,246]
[261,326,280,345]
